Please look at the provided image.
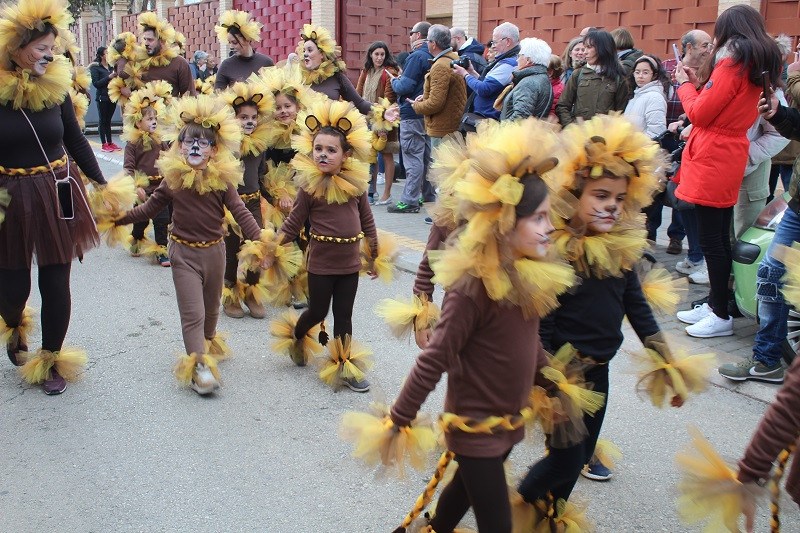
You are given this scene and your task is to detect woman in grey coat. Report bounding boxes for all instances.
[499,38,554,122]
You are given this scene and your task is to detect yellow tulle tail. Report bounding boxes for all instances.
[173,353,220,386]
[238,228,303,297]
[317,335,373,390]
[361,230,398,284]
[392,451,455,533]
[676,425,760,531]
[91,173,138,247]
[593,439,622,470]
[0,306,35,349]
[268,310,323,364]
[18,347,88,383]
[339,402,437,478]
[375,294,440,340]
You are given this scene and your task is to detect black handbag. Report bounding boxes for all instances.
[665,179,695,211]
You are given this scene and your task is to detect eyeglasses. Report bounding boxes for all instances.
[179,137,214,148]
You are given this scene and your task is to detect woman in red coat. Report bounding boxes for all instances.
[674,5,782,338]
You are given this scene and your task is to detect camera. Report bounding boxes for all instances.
[450,56,471,69]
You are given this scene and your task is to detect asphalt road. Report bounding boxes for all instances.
[0,154,797,532]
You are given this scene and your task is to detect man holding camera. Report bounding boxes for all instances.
[452,22,520,123]
[410,25,467,151]
[450,27,487,76]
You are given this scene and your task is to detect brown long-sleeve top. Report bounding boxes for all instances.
[310,71,373,115]
[391,283,548,457]
[279,188,377,275]
[141,55,196,97]
[355,66,398,104]
[738,354,800,505]
[413,222,450,298]
[117,180,261,243]
[214,53,275,90]
[240,152,267,195]
[123,140,168,194]
[0,96,105,183]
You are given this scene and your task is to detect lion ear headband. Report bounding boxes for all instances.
[304,114,352,135]
[179,111,221,130]
[232,94,264,107]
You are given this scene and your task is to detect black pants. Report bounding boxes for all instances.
[429,451,513,533]
[295,272,358,340]
[131,206,170,247]
[518,364,610,503]
[694,204,733,319]
[223,196,262,286]
[0,263,72,352]
[96,100,116,144]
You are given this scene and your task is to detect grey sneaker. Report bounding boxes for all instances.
[342,376,370,393]
[191,364,220,395]
[719,356,784,383]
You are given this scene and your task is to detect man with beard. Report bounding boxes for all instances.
[137,12,195,97]
[213,10,274,90]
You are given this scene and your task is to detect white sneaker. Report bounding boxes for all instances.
[376,172,385,185]
[676,302,714,324]
[191,364,220,395]
[675,258,705,276]
[685,312,734,338]
[688,265,709,285]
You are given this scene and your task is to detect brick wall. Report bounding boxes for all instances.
[233,0,312,64]
[427,0,453,16]
[122,13,138,34]
[168,1,219,61]
[87,20,110,62]
[478,0,718,58]
[340,0,425,83]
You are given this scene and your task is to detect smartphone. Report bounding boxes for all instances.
[762,71,772,113]
[672,43,681,63]
[56,178,74,220]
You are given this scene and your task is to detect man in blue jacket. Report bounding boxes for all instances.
[387,21,434,214]
[450,27,487,75]
[452,22,520,121]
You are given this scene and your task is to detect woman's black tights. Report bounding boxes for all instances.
[0,263,72,352]
[294,272,358,340]
[97,100,116,144]
[694,204,733,319]
[428,452,513,533]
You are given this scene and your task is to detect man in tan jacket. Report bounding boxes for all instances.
[411,24,467,149]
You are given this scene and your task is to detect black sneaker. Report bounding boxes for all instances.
[342,376,370,392]
[424,217,433,225]
[387,202,420,213]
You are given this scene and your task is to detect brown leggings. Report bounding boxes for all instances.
[428,451,512,533]
[169,240,225,355]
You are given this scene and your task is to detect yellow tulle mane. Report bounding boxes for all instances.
[240,123,271,157]
[292,153,370,204]
[69,87,88,128]
[296,24,345,81]
[0,0,72,71]
[137,11,177,47]
[107,32,139,64]
[215,10,262,43]
[263,161,297,203]
[157,147,243,195]
[162,93,243,155]
[222,77,276,156]
[299,58,346,85]
[56,27,80,65]
[293,98,373,162]
[137,42,179,69]
[122,81,172,148]
[0,57,72,110]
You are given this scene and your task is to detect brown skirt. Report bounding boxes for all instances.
[0,162,100,268]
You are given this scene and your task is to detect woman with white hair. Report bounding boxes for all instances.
[497,37,554,121]
[190,50,211,81]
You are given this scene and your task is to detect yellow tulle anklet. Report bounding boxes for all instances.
[593,439,622,471]
[375,294,440,340]
[18,347,88,384]
[268,310,323,365]
[392,451,455,533]
[317,335,373,390]
[221,283,244,307]
[204,333,233,362]
[339,402,437,478]
[140,240,167,259]
[0,306,35,349]
[243,280,270,308]
[173,353,220,386]
[361,230,398,283]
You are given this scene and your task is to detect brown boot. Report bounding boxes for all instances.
[222,284,245,318]
[244,292,266,319]
[223,301,245,318]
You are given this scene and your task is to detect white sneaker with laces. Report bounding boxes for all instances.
[191,364,220,395]
[685,312,734,338]
[676,302,714,324]
[688,265,709,285]
[675,258,705,276]
[376,172,385,185]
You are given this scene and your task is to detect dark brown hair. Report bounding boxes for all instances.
[178,123,217,144]
[313,126,352,153]
[515,173,549,220]
[19,24,58,50]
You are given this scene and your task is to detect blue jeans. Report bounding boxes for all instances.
[752,208,800,366]
[677,209,704,263]
[644,196,685,242]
